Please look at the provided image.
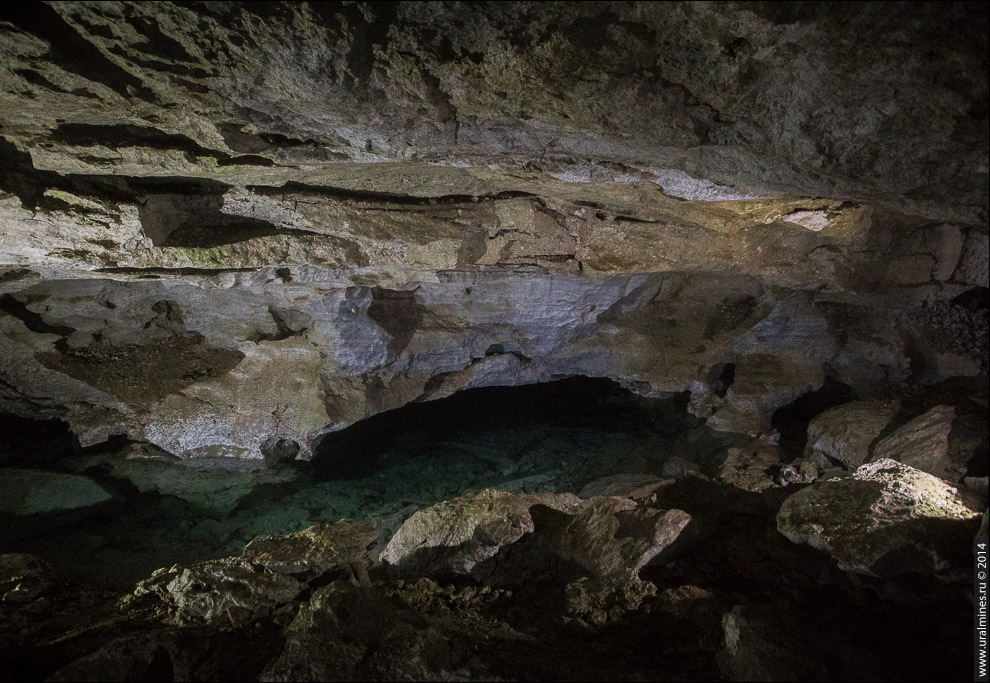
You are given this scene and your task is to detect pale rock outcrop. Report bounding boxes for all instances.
[804,399,901,469]
[126,559,303,627]
[777,459,981,579]
[242,518,378,579]
[870,405,955,478]
[379,488,581,577]
[717,439,782,493]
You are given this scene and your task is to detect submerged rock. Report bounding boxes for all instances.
[777,459,981,579]
[0,468,111,516]
[62,452,299,513]
[577,473,669,500]
[242,518,378,580]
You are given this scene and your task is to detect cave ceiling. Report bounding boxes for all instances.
[0,1,986,458]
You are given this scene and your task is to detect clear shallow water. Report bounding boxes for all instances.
[1,378,739,590]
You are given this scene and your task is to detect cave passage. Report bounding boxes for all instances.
[0,376,739,589]
[310,376,713,479]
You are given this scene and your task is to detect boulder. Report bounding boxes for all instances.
[577,473,669,500]
[804,399,901,469]
[542,497,691,580]
[243,518,377,580]
[263,579,517,682]
[379,489,581,577]
[777,459,981,579]
[871,405,954,477]
[126,559,302,627]
[48,627,276,682]
[718,605,830,682]
[545,498,692,624]
[776,458,818,485]
[660,456,703,480]
[717,441,781,492]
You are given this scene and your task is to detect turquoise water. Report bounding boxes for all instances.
[1,378,738,590]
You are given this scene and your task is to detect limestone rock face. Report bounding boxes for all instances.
[776,459,981,579]
[0,1,986,460]
[804,400,901,469]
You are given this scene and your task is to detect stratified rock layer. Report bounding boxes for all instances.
[0,1,986,460]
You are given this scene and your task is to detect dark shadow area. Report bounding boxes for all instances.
[0,293,76,337]
[309,376,697,480]
[0,414,78,467]
[0,3,158,102]
[771,377,857,458]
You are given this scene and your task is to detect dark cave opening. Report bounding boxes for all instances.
[309,376,700,480]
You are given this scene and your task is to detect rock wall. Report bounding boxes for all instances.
[1,2,987,459]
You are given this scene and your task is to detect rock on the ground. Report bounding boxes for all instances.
[0,553,54,603]
[777,459,981,579]
[379,488,581,577]
[48,627,276,682]
[262,579,518,682]
[776,458,819,485]
[0,468,111,516]
[871,405,954,478]
[717,440,782,492]
[126,559,302,627]
[242,518,378,580]
[804,399,901,469]
[542,497,693,624]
